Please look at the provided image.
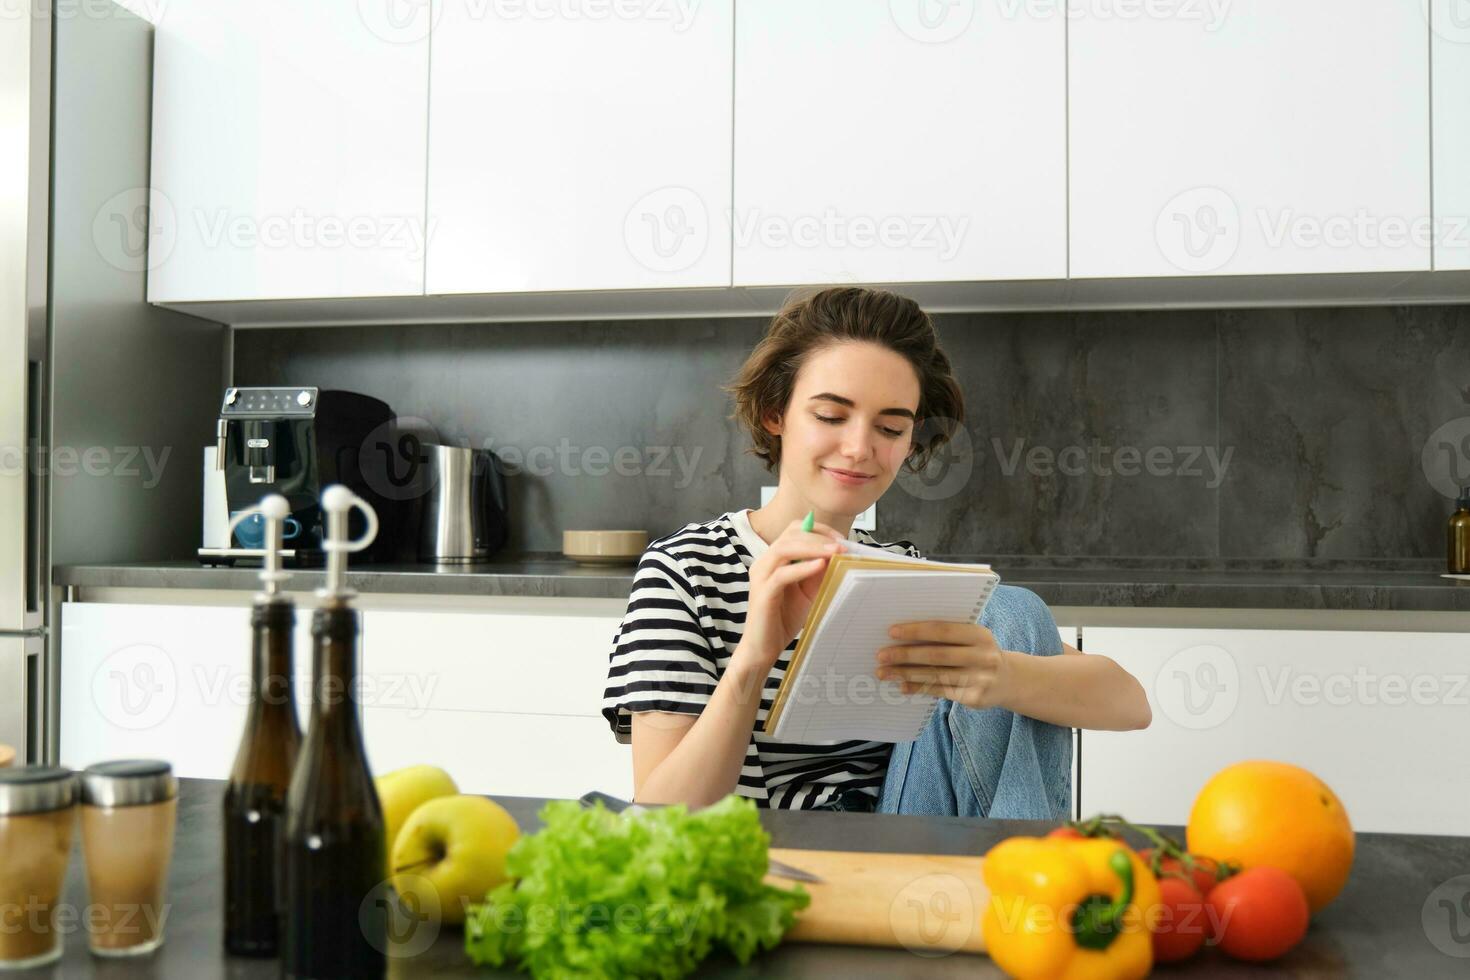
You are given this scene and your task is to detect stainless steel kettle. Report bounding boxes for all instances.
[417,444,509,562]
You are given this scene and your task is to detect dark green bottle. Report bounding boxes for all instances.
[281,486,386,979]
[223,601,300,955]
[222,496,301,957]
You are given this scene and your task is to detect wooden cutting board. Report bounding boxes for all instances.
[766,848,990,955]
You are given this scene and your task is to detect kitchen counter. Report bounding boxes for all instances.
[56,558,641,600]
[53,556,1470,612]
[35,777,1470,977]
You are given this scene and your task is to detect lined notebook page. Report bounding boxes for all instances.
[770,567,999,743]
[836,538,991,569]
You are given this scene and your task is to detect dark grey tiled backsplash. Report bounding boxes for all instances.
[232,306,1470,560]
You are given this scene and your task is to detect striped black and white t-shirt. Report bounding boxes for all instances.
[602,509,922,810]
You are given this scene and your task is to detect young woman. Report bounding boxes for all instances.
[602,287,1150,816]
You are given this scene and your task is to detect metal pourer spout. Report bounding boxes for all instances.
[226,494,292,600]
[319,484,379,600]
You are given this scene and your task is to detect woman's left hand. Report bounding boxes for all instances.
[874,621,1011,710]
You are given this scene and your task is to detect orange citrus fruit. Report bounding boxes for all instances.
[1186,760,1353,913]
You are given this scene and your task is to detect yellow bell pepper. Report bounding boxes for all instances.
[982,836,1161,980]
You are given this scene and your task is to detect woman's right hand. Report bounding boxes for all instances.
[735,518,847,675]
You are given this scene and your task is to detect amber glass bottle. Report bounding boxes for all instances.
[222,600,301,955]
[281,487,386,979]
[281,601,386,978]
[222,495,301,957]
[1450,486,1470,575]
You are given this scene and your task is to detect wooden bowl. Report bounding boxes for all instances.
[563,530,647,565]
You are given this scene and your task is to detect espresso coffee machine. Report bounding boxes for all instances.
[198,387,404,566]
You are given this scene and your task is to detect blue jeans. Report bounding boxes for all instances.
[874,585,1073,820]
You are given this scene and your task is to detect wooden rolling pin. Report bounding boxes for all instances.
[766,848,989,955]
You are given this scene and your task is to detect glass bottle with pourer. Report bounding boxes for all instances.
[281,486,388,979]
[222,494,302,956]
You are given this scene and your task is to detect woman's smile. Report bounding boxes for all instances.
[822,465,875,487]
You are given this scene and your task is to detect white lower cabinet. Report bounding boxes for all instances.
[61,601,633,801]
[1058,627,1081,818]
[60,601,313,778]
[63,600,1465,831]
[1077,627,1470,836]
[360,609,632,801]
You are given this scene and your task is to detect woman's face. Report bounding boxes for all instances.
[766,341,922,517]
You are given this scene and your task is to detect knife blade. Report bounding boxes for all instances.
[576,791,825,884]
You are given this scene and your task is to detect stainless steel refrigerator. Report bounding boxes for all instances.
[1,3,225,765]
[0,1,53,765]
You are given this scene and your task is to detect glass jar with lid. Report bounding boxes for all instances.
[79,760,177,957]
[0,766,78,970]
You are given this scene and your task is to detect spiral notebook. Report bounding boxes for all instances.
[762,541,1000,743]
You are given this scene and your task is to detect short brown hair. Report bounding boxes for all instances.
[725,287,965,472]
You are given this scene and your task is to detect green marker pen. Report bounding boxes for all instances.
[791,510,815,565]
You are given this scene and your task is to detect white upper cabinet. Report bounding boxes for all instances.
[733,1,1066,286]
[142,0,1449,305]
[1069,0,1431,279]
[1432,0,1470,270]
[147,0,430,302]
[425,0,734,294]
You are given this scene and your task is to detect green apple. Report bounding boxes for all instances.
[375,764,459,866]
[390,794,520,925]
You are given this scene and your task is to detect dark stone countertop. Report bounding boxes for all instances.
[31,777,1470,977]
[53,555,1470,612]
